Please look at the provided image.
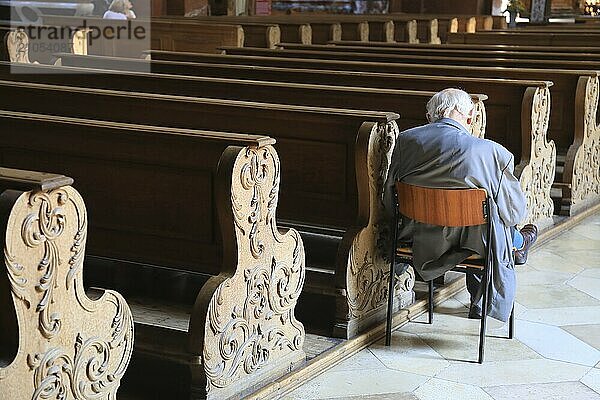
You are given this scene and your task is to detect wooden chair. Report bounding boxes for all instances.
[385,182,515,364]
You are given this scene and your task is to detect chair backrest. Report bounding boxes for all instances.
[396,182,488,227]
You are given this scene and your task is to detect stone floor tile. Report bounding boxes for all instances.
[582,269,600,279]
[433,298,469,315]
[369,332,450,376]
[519,306,600,326]
[414,378,494,400]
[452,289,471,307]
[402,313,540,363]
[328,349,386,372]
[562,324,600,351]
[558,250,600,269]
[568,275,600,301]
[315,394,419,400]
[515,267,574,286]
[570,224,600,241]
[513,301,528,318]
[515,320,600,366]
[516,284,600,309]
[581,368,600,395]
[526,249,586,274]
[544,230,599,252]
[483,381,600,400]
[435,359,589,387]
[284,367,429,399]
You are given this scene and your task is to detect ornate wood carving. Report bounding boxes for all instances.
[516,86,556,230]
[6,29,31,63]
[331,23,342,42]
[72,29,88,56]
[299,24,312,45]
[565,75,600,214]
[471,99,487,139]
[189,145,306,399]
[383,21,394,43]
[341,121,415,338]
[0,184,134,399]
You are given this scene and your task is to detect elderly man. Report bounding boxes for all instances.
[383,88,537,322]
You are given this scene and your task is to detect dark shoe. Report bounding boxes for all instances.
[514,224,538,265]
[468,304,482,319]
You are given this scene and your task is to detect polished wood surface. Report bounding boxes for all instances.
[448,31,600,46]
[396,182,487,227]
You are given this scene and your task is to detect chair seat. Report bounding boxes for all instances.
[396,245,485,270]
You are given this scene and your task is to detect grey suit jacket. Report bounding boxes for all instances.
[383,118,527,322]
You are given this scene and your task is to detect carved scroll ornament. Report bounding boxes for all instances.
[515,86,556,230]
[0,186,134,399]
[470,99,487,139]
[72,29,88,56]
[345,122,415,335]
[569,75,600,213]
[195,145,305,399]
[6,29,31,63]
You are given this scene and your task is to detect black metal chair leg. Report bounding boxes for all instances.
[428,280,434,324]
[509,305,515,339]
[478,269,491,364]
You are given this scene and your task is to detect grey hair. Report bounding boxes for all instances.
[108,0,127,13]
[426,88,474,123]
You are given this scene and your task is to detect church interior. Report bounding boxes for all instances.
[0,0,599,399]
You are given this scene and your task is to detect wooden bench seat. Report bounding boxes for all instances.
[222,45,600,70]
[0,78,413,339]
[284,42,600,62]
[0,110,305,399]
[0,166,134,399]
[448,31,600,47]
[327,41,600,54]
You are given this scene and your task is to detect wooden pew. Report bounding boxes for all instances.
[152,16,281,48]
[456,15,477,33]
[288,15,418,43]
[50,57,555,233]
[0,166,134,399]
[0,111,305,399]
[401,16,439,43]
[492,15,508,29]
[141,50,599,216]
[327,41,600,54]
[0,78,412,339]
[220,46,600,70]
[49,54,555,230]
[185,17,313,44]
[6,60,486,136]
[473,15,493,31]
[41,15,243,55]
[448,31,600,47]
[317,42,600,62]
[188,15,403,43]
